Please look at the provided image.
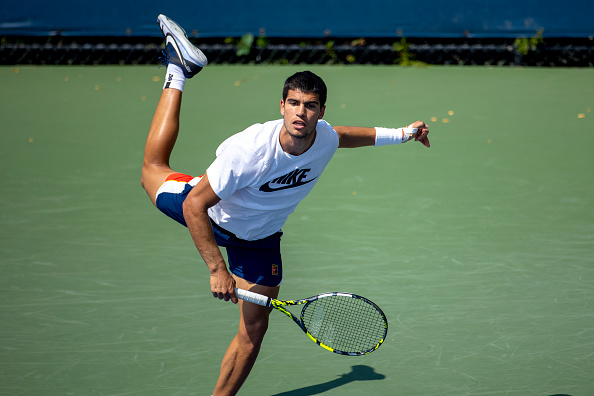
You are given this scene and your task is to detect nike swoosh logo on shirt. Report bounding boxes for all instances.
[259,177,317,192]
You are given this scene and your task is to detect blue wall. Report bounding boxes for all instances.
[1,0,593,38]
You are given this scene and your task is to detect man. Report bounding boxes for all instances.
[141,14,430,396]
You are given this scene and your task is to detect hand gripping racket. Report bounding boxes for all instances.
[235,288,388,356]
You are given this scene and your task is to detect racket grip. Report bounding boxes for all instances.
[234,288,271,307]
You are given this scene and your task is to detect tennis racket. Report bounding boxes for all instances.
[235,288,388,356]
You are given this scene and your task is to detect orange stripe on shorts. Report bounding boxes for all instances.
[166,173,197,183]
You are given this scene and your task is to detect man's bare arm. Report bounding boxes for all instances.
[335,121,430,148]
[182,173,238,303]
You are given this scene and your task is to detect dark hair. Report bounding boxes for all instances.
[282,71,327,107]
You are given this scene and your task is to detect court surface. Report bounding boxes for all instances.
[1,65,593,395]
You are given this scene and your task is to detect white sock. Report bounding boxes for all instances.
[163,63,186,92]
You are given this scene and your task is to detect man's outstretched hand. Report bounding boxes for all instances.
[410,121,430,147]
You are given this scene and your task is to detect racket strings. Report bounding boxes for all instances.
[301,295,387,354]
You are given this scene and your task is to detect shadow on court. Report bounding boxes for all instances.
[270,365,385,396]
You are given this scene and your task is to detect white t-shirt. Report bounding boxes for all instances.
[206,119,339,241]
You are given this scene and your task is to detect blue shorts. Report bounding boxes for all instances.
[155,173,283,287]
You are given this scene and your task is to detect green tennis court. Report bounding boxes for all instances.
[1,65,593,395]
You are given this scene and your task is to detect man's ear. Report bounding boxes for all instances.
[280,99,285,116]
[318,105,326,119]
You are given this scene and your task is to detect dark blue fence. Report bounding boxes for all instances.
[1,0,593,38]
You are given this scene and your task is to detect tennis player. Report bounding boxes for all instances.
[142,14,430,396]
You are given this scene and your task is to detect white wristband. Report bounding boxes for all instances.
[375,126,418,146]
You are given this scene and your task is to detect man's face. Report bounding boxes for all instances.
[280,89,326,140]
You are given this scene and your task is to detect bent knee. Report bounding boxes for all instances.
[141,163,173,205]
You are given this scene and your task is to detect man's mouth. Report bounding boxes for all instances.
[293,120,307,130]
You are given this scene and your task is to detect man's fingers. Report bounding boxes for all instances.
[230,289,239,304]
[212,289,239,304]
[213,291,230,300]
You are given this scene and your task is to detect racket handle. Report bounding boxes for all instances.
[235,288,272,307]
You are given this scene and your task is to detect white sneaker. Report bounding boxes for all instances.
[157,14,208,78]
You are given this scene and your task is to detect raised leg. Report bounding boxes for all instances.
[141,14,208,205]
[140,88,183,205]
